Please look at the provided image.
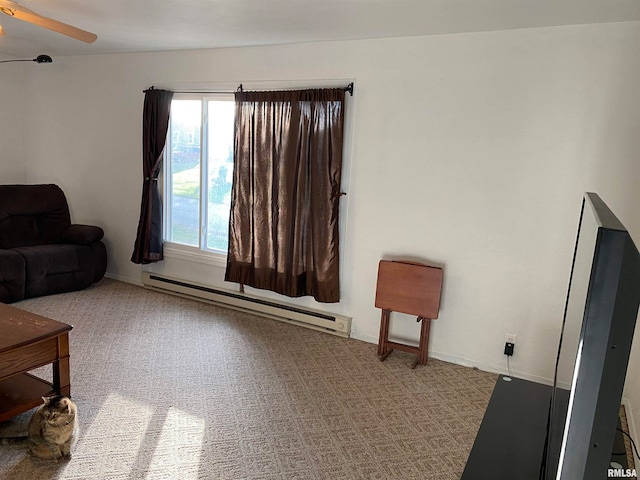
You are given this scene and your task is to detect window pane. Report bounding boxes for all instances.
[206,100,235,252]
[169,100,201,246]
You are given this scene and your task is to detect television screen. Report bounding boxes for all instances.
[544,193,640,479]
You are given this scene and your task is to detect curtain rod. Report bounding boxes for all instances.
[143,82,354,96]
[143,84,243,94]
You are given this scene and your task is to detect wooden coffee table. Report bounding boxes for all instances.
[0,303,73,422]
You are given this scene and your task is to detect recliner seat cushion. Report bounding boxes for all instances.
[14,244,95,298]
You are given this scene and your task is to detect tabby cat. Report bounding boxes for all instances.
[0,395,78,461]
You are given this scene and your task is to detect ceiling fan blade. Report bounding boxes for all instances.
[0,0,96,43]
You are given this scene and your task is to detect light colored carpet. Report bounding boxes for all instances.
[0,279,497,479]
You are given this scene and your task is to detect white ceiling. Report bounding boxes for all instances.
[1,0,640,59]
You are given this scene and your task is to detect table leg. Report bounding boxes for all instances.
[417,317,431,366]
[52,333,71,397]
[378,309,390,356]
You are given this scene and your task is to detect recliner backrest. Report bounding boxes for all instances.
[0,184,72,249]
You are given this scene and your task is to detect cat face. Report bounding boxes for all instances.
[41,396,76,426]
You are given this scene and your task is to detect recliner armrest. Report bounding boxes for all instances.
[61,224,104,245]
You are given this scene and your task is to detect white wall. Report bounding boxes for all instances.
[0,63,26,182]
[18,22,640,431]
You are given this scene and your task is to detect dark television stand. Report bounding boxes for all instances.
[461,375,630,479]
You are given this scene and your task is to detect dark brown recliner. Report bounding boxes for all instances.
[0,184,107,303]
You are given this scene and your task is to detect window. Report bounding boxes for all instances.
[164,96,235,254]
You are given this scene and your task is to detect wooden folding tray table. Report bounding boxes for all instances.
[375,260,443,368]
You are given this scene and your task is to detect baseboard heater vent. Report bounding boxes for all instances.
[141,272,351,338]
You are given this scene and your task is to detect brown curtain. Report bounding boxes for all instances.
[131,88,174,264]
[225,88,345,303]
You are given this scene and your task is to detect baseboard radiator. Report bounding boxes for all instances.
[141,272,351,338]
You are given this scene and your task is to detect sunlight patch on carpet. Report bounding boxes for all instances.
[145,406,205,477]
[74,392,154,475]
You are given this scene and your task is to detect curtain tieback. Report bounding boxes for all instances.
[144,177,159,181]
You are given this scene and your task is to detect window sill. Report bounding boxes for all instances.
[163,242,227,268]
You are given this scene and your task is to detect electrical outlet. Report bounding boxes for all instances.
[504,333,517,356]
[504,342,514,356]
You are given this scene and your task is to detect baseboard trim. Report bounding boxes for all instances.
[104,272,142,286]
[350,330,553,384]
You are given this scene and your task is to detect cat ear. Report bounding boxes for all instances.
[41,396,49,404]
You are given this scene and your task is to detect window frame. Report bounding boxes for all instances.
[162,93,234,266]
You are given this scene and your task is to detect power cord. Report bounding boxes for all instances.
[617,427,640,461]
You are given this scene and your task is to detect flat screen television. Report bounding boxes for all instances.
[544,192,640,479]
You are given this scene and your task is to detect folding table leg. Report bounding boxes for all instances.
[415,317,431,367]
[378,309,392,360]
